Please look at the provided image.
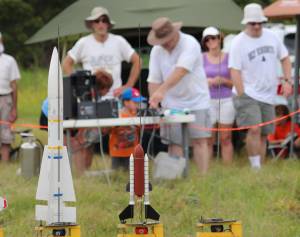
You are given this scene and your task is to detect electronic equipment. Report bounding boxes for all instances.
[196,218,242,237]
[96,99,119,118]
[64,70,119,119]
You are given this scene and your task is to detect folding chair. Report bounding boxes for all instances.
[268,133,297,160]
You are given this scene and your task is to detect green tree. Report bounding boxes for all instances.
[0,0,75,66]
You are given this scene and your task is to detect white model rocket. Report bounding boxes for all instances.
[35,48,76,225]
[0,197,7,212]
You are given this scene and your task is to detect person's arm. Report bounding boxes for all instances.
[113,52,142,97]
[148,82,161,96]
[126,52,141,88]
[149,67,188,108]
[230,68,244,96]
[62,55,75,76]
[213,76,233,88]
[9,80,17,122]
[280,56,293,97]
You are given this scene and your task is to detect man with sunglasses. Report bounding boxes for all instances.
[229,3,292,169]
[62,6,141,175]
[63,6,141,97]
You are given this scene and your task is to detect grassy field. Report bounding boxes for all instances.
[0,69,299,237]
[1,159,300,237]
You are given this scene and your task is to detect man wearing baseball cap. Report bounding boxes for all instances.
[0,32,21,162]
[63,6,141,98]
[147,17,211,174]
[229,3,292,169]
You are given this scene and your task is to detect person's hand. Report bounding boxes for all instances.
[281,81,293,97]
[113,85,129,97]
[214,76,223,85]
[207,78,217,87]
[9,107,17,123]
[149,89,165,109]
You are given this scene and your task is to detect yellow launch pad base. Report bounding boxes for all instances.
[117,223,163,237]
[0,227,3,237]
[196,218,242,237]
[35,225,80,237]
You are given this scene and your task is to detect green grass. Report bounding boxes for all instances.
[18,68,47,122]
[0,159,300,237]
[1,69,300,237]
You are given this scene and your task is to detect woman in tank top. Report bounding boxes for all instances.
[202,27,235,164]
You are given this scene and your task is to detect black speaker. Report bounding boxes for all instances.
[63,76,77,119]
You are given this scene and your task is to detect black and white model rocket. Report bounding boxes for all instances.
[119,144,160,223]
[35,48,76,225]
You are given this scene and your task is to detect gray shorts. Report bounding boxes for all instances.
[233,93,275,136]
[0,95,13,144]
[160,109,212,145]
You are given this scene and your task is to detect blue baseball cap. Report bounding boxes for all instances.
[121,88,146,102]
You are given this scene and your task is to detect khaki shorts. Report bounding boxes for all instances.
[160,109,212,145]
[233,93,275,136]
[210,97,235,124]
[0,95,13,144]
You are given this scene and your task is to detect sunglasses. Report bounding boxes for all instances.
[204,36,218,42]
[93,17,109,24]
[248,22,263,26]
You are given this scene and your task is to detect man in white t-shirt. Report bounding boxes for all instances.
[229,3,292,169]
[0,32,20,162]
[63,6,141,97]
[147,17,211,174]
[62,6,141,175]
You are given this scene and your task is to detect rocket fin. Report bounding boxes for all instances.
[60,147,76,201]
[119,205,134,223]
[145,204,160,221]
[36,204,47,221]
[36,146,51,200]
[36,204,76,224]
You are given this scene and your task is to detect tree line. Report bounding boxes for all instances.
[0,0,273,67]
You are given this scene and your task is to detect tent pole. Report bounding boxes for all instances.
[61,41,67,62]
[290,15,300,157]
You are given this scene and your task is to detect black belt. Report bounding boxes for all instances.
[0,94,10,96]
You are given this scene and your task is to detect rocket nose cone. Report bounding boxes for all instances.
[48,47,63,98]
[133,144,144,158]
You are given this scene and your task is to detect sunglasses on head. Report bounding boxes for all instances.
[204,35,218,42]
[93,17,109,24]
[248,22,263,26]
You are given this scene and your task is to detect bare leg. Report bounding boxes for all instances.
[84,146,94,169]
[208,130,216,160]
[246,127,261,156]
[73,150,86,176]
[219,124,233,164]
[1,144,10,162]
[260,135,267,162]
[192,138,209,174]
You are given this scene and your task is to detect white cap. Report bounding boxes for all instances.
[85,6,115,25]
[241,3,267,25]
[202,27,220,40]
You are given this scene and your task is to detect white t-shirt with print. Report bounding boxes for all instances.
[0,53,20,94]
[147,32,210,110]
[68,33,135,95]
[229,28,288,104]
